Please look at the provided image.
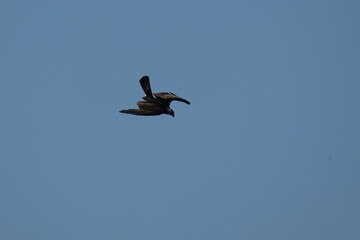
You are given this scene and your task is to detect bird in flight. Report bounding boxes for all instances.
[119,76,190,117]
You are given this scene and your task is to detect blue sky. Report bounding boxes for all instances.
[1,0,359,239]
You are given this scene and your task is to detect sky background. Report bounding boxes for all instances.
[1,0,360,239]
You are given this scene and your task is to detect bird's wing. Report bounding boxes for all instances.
[137,101,161,109]
[139,76,154,99]
[119,108,164,116]
[154,92,190,105]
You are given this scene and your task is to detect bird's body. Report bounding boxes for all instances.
[120,76,190,117]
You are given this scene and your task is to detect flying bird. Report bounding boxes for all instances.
[119,76,190,117]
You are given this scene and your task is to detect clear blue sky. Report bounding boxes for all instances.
[1,0,359,239]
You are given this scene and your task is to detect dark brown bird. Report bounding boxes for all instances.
[119,76,190,117]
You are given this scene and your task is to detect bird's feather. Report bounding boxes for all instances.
[137,101,162,109]
[154,92,191,105]
[119,108,164,116]
[139,76,154,99]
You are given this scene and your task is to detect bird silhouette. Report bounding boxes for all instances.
[119,76,190,117]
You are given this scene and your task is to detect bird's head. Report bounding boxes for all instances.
[166,107,175,117]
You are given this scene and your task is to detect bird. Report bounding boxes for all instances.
[119,76,190,117]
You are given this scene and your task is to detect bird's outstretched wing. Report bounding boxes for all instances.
[136,101,161,109]
[139,76,154,99]
[154,92,191,105]
[119,108,164,116]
